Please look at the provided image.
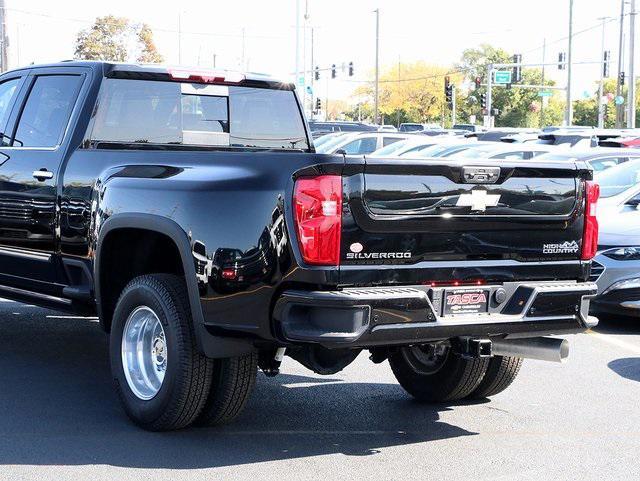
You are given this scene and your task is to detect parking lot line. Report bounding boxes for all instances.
[587,330,640,355]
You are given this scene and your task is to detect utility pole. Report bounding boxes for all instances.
[598,18,608,128]
[241,28,246,71]
[616,0,626,128]
[310,27,315,120]
[374,8,380,126]
[541,38,546,126]
[397,56,401,127]
[178,12,182,64]
[0,0,7,73]
[486,63,493,128]
[212,53,217,68]
[565,0,574,126]
[295,0,300,87]
[629,0,637,128]
[451,85,457,126]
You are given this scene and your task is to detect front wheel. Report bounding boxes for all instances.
[110,274,213,431]
[389,344,488,402]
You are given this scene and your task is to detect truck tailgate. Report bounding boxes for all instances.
[339,157,592,284]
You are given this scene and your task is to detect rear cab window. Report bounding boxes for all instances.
[90,78,309,150]
[13,75,83,148]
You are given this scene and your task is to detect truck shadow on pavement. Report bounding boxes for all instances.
[0,312,479,469]
[608,358,640,382]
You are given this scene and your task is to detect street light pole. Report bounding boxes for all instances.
[374,8,380,126]
[629,0,637,128]
[616,0,626,128]
[565,0,574,126]
[598,17,608,128]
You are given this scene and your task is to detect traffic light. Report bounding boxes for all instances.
[603,51,610,78]
[315,98,321,111]
[348,61,354,77]
[619,71,626,86]
[558,52,566,70]
[444,76,453,104]
[474,77,482,90]
[331,64,336,79]
[480,93,487,109]
[512,54,522,83]
[314,66,320,81]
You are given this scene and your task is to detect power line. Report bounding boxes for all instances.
[0,6,288,40]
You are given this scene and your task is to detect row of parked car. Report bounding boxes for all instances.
[309,121,640,323]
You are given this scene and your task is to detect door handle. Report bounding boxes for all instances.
[32,169,54,181]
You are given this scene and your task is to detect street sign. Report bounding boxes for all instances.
[538,91,553,97]
[615,95,625,105]
[298,76,305,87]
[494,70,512,84]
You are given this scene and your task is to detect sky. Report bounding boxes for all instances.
[3,0,630,103]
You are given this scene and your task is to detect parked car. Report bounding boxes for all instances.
[452,124,485,133]
[313,131,349,149]
[449,142,558,160]
[534,148,640,172]
[0,61,599,432]
[537,130,598,148]
[378,124,398,132]
[369,136,448,158]
[467,128,541,142]
[308,120,377,133]
[401,140,486,158]
[316,132,411,155]
[398,122,442,132]
[589,159,640,319]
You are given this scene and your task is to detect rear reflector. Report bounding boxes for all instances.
[581,181,600,260]
[168,68,245,84]
[294,175,342,266]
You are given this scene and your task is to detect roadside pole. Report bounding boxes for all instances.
[451,85,457,126]
[486,64,493,128]
[598,18,607,128]
[374,8,380,126]
[616,0,626,128]
[541,38,546,126]
[565,0,574,126]
[629,0,637,128]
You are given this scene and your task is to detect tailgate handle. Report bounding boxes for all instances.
[462,166,500,184]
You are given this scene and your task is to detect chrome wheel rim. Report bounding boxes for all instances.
[402,343,449,375]
[121,306,167,400]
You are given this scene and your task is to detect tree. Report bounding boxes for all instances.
[350,61,456,125]
[75,16,164,63]
[74,16,130,61]
[456,44,563,128]
[137,24,164,63]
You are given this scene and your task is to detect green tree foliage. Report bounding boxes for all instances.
[75,16,164,64]
[137,24,164,63]
[456,44,563,128]
[74,16,130,61]
[348,61,458,124]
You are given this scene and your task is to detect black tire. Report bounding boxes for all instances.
[389,345,488,402]
[195,352,258,426]
[467,355,523,399]
[110,274,213,431]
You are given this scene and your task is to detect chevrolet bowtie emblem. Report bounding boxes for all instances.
[456,190,501,211]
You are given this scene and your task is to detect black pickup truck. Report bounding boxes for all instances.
[0,61,598,431]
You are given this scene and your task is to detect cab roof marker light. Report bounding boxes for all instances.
[168,68,246,84]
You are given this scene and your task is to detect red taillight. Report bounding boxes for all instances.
[581,181,600,260]
[221,268,237,280]
[168,68,245,84]
[293,175,342,266]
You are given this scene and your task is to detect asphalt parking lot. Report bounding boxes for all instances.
[0,299,638,481]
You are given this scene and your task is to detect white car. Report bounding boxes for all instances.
[369,136,451,158]
[316,132,412,155]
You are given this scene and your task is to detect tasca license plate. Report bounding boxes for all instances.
[443,288,490,316]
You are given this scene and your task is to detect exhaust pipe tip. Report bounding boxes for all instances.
[492,337,570,363]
